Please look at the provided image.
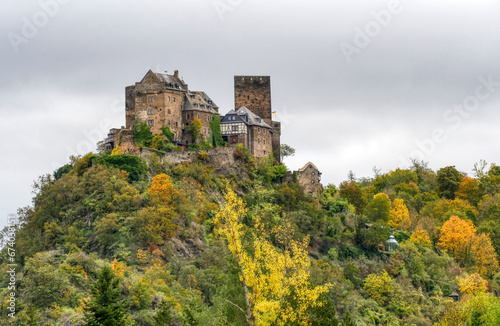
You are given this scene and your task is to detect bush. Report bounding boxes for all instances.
[100,154,148,182]
[198,150,209,162]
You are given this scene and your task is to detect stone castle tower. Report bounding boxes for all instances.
[234,76,281,162]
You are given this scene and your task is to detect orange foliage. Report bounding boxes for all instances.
[438,215,476,262]
[438,215,499,277]
[149,173,178,205]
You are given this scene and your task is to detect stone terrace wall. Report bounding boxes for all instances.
[138,147,237,174]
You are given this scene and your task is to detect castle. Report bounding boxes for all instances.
[105,69,323,196]
[106,70,281,161]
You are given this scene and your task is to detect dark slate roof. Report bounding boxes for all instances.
[154,72,188,91]
[183,91,218,114]
[221,106,271,128]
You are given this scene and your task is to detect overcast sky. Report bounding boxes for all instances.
[1,0,500,229]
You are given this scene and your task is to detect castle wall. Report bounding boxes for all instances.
[181,110,214,145]
[271,121,281,162]
[133,91,184,139]
[248,125,273,159]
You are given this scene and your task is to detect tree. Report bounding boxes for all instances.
[363,270,394,305]
[457,177,482,207]
[339,181,367,214]
[470,233,499,278]
[459,273,488,295]
[436,166,463,200]
[134,120,153,147]
[188,118,202,143]
[83,265,131,326]
[149,174,179,206]
[214,188,329,326]
[150,134,166,150]
[409,228,432,247]
[364,193,391,223]
[279,144,295,162]
[389,198,411,231]
[438,215,476,264]
[154,299,174,325]
[438,215,499,277]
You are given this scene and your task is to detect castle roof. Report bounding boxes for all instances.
[299,162,319,172]
[221,106,271,128]
[183,91,218,114]
[153,71,188,91]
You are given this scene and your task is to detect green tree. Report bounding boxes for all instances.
[133,121,153,147]
[364,193,391,223]
[83,265,132,326]
[279,144,295,162]
[154,300,174,326]
[436,166,463,200]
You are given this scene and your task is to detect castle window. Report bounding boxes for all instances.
[311,180,315,184]
[190,94,195,99]
[168,109,171,114]
[232,126,238,132]
[148,120,154,126]
[312,172,315,176]
[197,114,200,119]
[173,97,176,102]
[187,113,190,119]
[247,95,250,100]
[168,96,170,101]
[147,108,154,115]
[168,120,170,125]
[263,139,266,145]
[148,96,154,102]
[175,122,178,127]
[194,103,198,107]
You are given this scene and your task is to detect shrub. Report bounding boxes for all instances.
[100,154,148,182]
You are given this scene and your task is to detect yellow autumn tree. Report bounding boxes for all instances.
[438,215,499,277]
[215,188,329,326]
[458,273,488,295]
[111,258,127,278]
[388,198,411,231]
[409,228,432,247]
[149,173,178,206]
[470,233,499,278]
[363,270,394,305]
[438,215,476,263]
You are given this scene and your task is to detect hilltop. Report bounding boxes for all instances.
[2,151,500,325]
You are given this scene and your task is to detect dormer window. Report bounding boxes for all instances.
[190,95,195,99]
[256,118,261,123]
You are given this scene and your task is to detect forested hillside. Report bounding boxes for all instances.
[2,149,500,325]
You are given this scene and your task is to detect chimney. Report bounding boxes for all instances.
[174,70,179,79]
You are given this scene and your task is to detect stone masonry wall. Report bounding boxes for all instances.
[234,76,272,126]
